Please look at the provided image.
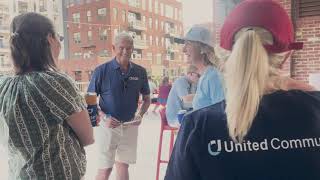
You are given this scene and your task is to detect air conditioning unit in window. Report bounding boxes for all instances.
[136,54,141,59]
[166,54,171,60]
[132,53,141,60]
[83,53,91,59]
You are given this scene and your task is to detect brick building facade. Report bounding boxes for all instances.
[59,0,186,83]
[213,0,320,83]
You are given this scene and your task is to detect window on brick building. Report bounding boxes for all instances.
[165,5,174,19]
[73,32,81,44]
[217,0,241,23]
[99,49,110,57]
[0,55,4,66]
[97,8,107,20]
[160,3,164,16]
[178,9,182,21]
[298,0,320,17]
[99,29,108,40]
[160,21,164,31]
[39,0,47,12]
[146,52,153,60]
[142,15,146,25]
[87,10,92,22]
[87,71,93,80]
[156,53,162,64]
[113,8,118,21]
[142,0,146,10]
[73,52,82,59]
[72,13,80,23]
[149,35,153,45]
[148,0,152,12]
[155,19,158,30]
[74,71,82,81]
[122,10,126,22]
[87,31,92,42]
[162,37,164,47]
[155,0,158,14]
[0,36,4,48]
[149,17,152,29]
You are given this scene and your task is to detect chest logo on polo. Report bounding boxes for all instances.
[129,76,139,80]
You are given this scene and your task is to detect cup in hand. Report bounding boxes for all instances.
[85,92,98,127]
[177,110,187,124]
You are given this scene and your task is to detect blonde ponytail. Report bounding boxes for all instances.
[225,29,270,142]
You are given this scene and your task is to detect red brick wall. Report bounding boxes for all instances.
[292,16,320,82]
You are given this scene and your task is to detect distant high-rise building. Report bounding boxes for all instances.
[59,0,186,83]
[0,0,11,74]
[0,0,65,75]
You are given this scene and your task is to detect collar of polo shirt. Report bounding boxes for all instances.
[111,58,133,70]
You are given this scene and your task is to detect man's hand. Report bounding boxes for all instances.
[97,110,121,128]
[105,116,121,128]
[96,110,105,126]
[131,114,143,126]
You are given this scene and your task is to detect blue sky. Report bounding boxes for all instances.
[182,0,213,30]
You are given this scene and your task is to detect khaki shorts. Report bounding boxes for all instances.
[95,121,139,169]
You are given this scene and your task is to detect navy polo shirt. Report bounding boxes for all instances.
[87,58,150,122]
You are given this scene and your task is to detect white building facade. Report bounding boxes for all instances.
[0,0,64,75]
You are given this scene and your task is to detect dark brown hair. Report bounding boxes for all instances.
[10,12,57,74]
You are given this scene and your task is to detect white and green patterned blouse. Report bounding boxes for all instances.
[0,71,87,180]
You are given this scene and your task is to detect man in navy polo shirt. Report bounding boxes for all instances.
[87,32,150,180]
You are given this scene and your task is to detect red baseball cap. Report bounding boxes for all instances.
[220,0,303,53]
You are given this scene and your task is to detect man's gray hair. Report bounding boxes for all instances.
[114,32,134,46]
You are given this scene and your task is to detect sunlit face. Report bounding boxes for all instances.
[182,41,202,64]
[113,38,133,63]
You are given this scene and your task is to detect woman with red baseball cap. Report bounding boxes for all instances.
[165,1,320,180]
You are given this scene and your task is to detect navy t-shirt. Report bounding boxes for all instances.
[165,90,320,180]
[87,58,150,122]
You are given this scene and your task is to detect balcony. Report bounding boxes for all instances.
[165,28,180,38]
[0,7,9,15]
[75,81,89,94]
[128,1,140,8]
[133,38,147,49]
[128,20,147,31]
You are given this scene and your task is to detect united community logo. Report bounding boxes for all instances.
[208,137,320,156]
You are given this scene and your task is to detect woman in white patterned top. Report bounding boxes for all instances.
[0,13,94,180]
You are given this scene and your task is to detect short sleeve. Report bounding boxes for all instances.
[140,68,150,95]
[33,72,87,123]
[87,67,102,95]
[207,70,225,105]
[175,79,190,99]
